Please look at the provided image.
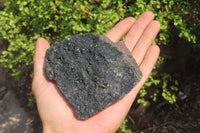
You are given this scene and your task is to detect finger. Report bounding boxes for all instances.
[124,11,155,51]
[33,38,50,79]
[105,17,136,42]
[132,20,161,65]
[139,45,160,80]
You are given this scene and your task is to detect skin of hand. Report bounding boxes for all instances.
[32,11,160,133]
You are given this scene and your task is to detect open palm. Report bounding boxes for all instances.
[32,11,160,133]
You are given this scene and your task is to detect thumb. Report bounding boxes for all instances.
[33,37,50,80]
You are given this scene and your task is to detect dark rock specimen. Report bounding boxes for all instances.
[44,34,142,119]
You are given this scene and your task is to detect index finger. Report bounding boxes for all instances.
[105,17,136,42]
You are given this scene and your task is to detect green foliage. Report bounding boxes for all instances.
[27,96,35,107]
[138,63,179,105]
[0,0,121,78]
[27,92,35,107]
[161,73,178,104]
[0,0,199,112]
[120,118,132,132]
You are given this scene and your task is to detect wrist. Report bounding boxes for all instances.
[42,123,74,133]
[43,124,55,133]
[43,124,63,133]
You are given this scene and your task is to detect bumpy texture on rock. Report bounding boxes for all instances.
[44,34,142,119]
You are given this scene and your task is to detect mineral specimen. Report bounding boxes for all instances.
[44,33,142,120]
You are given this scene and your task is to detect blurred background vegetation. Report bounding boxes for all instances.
[0,0,199,132]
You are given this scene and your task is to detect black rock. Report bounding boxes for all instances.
[44,33,142,119]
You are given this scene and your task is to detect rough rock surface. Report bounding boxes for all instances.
[44,33,142,119]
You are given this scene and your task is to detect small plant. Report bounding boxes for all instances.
[27,91,35,107]
[161,73,179,104]
[28,97,35,107]
[119,118,132,132]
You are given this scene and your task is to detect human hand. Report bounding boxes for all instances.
[32,11,160,133]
